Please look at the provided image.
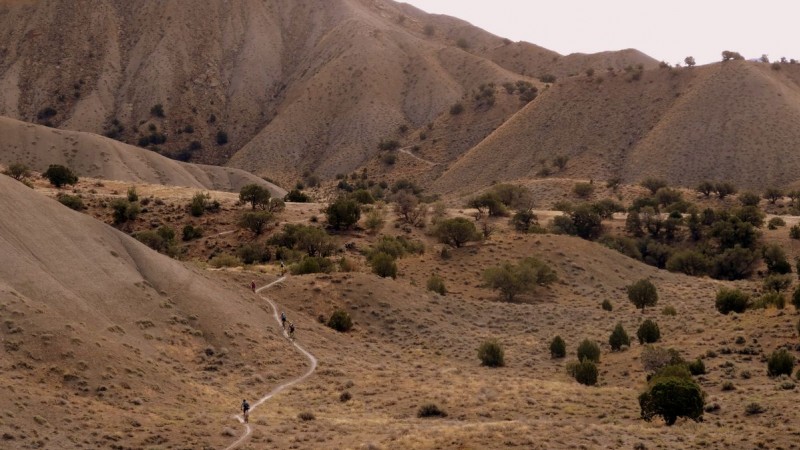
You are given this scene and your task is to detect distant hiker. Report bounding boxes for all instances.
[281,311,287,329]
[241,399,250,423]
[279,260,286,275]
[288,322,295,338]
[250,280,256,292]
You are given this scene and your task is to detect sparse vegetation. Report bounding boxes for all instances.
[3,163,31,181]
[417,404,447,418]
[715,288,750,314]
[238,211,272,236]
[433,218,480,248]
[426,275,447,295]
[57,193,85,210]
[767,349,795,377]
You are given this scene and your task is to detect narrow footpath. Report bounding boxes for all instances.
[224,277,318,450]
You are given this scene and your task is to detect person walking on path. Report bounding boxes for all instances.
[241,399,250,423]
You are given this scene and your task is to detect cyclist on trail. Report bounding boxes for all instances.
[281,311,287,329]
[241,399,250,423]
[288,322,295,339]
[250,280,256,292]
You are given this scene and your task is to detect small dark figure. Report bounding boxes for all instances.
[241,399,250,423]
[288,322,295,338]
[281,311,287,329]
[250,280,256,292]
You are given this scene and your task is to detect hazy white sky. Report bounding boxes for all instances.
[402,0,799,65]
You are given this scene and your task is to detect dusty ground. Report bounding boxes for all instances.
[3,172,800,449]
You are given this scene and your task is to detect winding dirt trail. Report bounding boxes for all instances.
[224,276,318,450]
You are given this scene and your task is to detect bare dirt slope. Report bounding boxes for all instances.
[433,61,800,195]
[0,174,298,448]
[0,116,284,195]
[0,0,653,185]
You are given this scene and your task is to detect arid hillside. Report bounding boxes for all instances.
[433,61,800,195]
[0,116,284,194]
[0,174,305,448]
[0,0,653,186]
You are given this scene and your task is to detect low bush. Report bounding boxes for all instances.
[291,256,334,275]
[550,336,566,358]
[601,300,613,311]
[637,319,661,344]
[209,254,240,268]
[426,275,447,295]
[609,323,630,351]
[327,309,353,332]
[182,225,203,241]
[688,358,706,375]
[567,359,598,386]
[57,194,85,210]
[417,404,447,418]
[715,288,750,314]
[639,366,704,426]
[369,252,397,278]
[478,339,504,367]
[767,349,795,377]
[577,339,601,363]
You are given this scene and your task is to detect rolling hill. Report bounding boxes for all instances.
[433,60,800,194]
[0,116,284,195]
[0,0,656,187]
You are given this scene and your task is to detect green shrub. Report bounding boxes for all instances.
[327,309,353,332]
[767,349,795,377]
[239,184,271,210]
[601,299,613,311]
[238,211,272,236]
[763,244,792,274]
[666,250,711,276]
[764,274,792,293]
[216,130,228,145]
[209,254,240,268]
[511,210,539,232]
[3,162,31,181]
[449,103,464,115]
[539,74,557,83]
[768,217,786,229]
[640,178,668,195]
[417,404,447,418]
[641,346,685,373]
[661,306,677,316]
[576,339,600,363]
[550,336,566,358]
[369,252,397,278]
[715,288,750,314]
[790,224,800,240]
[739,191,761,206]
[291,256,334,275]
[609,323,630,351]
[182,225,203,241]
[43,164,78,188]
[426,275,447,295]
[126,186,138,202]
[627,279,658,312]
[57,194,85,210]
[639,368,704,426]
[190,192,208,216]
[478,339,504,367]
[326,197,361,230]
[110,199,140,225]
[237,243,271,264]
[285,189,311,202]
[150,103,165,117]
[434,218,480,248]
[567,359,598,386]
[637,319,661,344]
[688,358,706,375]
[573,182,594,198]
[483,257,557,301]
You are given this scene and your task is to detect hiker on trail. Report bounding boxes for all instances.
[281,311,287,329]
[241,399,250,423]
[250,280,256,292]
[279,260,286,275]
[288,322,295,338]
